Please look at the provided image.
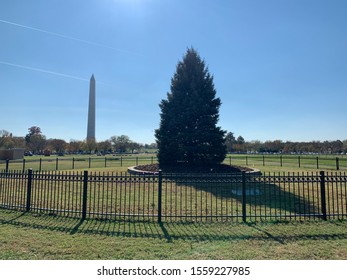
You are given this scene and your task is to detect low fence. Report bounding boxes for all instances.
[0,169,346,222]
[0,154,346,171]
[0,156,157,172]
[231,155,346,170]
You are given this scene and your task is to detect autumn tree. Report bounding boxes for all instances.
[46,139,67,153]
[25,126,46,154]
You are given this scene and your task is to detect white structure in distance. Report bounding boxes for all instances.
[86,74,96,142]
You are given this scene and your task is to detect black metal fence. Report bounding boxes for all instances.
[0,156,157,172]
[1,154,346,172]
[234,155,346,170]
[0,169,346,222]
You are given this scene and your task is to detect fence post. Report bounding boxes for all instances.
[22,158,26,172]
[82,170,88,220]
[262,155,265,166]
[158,170,163,223]
[246,156,248,166]
[39,158,42,171]
[26,169,33,212]
[5,159,9,172]
[316,157,319,169]
[136,156,139,166]
[298,156,301,168]
[105,157,107,168]
[72,157,75,169]
[336,157,339,170]
[88,157,91,168]
[121,156,123,167]
[56,158,59,170]
[280,155,283,167]
[242,171,247,223]
[320,171,327,221]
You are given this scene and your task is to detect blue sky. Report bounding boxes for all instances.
[1,0,346,144]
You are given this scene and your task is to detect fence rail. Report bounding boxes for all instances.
[0,154,346,171]
[0,169,346,222]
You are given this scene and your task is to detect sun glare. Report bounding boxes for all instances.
[111,0,151,17]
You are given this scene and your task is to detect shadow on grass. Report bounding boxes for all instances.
[171,175,322,218]
[0,209,346,244]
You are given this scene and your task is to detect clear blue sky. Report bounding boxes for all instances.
[1,0,346,144]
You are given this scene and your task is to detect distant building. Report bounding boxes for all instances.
[0,148,25,160]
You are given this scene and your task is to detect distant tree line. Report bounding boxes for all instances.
[0,127,157,155]
[225,132,347,154]
[1,127,346,156]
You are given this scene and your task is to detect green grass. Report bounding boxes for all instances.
[0,209,346,259]
[1,155,346,260]
[1,153,346,173]
[0,154,157,172]
[225,154,347,173]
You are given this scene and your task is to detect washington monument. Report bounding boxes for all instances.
[87,74,96,141]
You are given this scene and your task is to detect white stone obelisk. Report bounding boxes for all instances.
[87,74,96,142]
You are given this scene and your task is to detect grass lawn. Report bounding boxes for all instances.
[0,209,346,260]
[1,155,346,260]
[1,153,346,172]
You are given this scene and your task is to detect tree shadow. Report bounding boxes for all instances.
[167,174,323,219]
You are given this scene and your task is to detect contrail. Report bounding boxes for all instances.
[0,19,142,56]
[0,60,118,87]
[0,60,89,81]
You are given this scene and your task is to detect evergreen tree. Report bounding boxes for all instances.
[155,48,226,167]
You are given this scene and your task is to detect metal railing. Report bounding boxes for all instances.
[1,154,346,172]
[0,169,346,222]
